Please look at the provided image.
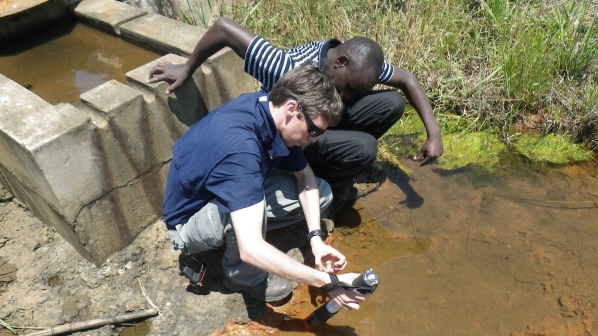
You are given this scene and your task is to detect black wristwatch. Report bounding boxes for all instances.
[307,229,327,242]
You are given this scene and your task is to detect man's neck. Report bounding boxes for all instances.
[269,101,285,128]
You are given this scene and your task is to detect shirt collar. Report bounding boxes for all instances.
[257,95,290,158]
[318,38,342,69]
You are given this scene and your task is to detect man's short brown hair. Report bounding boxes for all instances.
[270,62,343,127]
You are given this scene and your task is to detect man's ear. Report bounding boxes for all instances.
[284,100,299,118]
[334,55,350,68]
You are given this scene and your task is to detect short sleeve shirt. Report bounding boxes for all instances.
[162,93,307,226]
[244,36,395,92]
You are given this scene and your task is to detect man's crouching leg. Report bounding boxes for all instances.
[221,172,333,302]
[222,227,293,302]
[168,200,228,284]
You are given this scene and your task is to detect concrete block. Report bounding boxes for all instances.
[80,80,151,187]
[27,103,102,223]
[73,0,147,34]
[74,162,168,263]
[119,13,205,56]
[196,48,255,111]
[126,54,202,163]
[0,75,94,215]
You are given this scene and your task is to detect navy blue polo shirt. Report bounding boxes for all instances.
[162,92,307,227]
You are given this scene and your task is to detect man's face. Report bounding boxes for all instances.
[330,65,377,102]
[280,101,329,147]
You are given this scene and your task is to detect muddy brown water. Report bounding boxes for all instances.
[256,158,598,336]
[0,19,162,107]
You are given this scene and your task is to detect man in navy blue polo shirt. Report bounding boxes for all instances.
[163,64,368,306]
[148,17,443,193]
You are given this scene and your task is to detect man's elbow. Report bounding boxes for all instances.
[238,246,259,266]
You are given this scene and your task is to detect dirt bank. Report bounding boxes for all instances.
[0,165,382,336]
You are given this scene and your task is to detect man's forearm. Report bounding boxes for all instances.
[294,166,322,232]
[184,17,256,75]
[230,202,329,287]
[389,68,441,138]
[241,238,331,287]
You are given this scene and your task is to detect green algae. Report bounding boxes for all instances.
[434,132,506,170]
[512,133,593,163]
[381,111,593,172]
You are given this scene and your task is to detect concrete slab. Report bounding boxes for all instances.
[0,0,48,17]
[119,13,206,56]
[0,0,82,42]
[73,0,147,34]
[0,75,56,201]
[81,80,151,188]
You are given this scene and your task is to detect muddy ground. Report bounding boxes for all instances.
[0,167,382,336]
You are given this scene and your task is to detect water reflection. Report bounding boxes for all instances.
[73,70,109,94]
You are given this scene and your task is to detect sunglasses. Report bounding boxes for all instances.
[294,100,326,137]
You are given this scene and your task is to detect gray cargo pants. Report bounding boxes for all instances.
[168,171,333,286]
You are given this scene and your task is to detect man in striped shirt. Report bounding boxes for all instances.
[148,17,443,193]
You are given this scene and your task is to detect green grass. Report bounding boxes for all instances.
[0,318,16,335]
[207,0,597,151]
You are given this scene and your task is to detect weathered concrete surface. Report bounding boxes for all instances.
[120,13,206,56]
[73,0,147,34]
[0,0,254,264]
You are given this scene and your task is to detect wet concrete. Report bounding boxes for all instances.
[0,19,162,106]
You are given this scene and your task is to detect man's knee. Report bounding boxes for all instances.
[170,201,228,253]
[383,90,406,122]
[318,177,333,211]
[349,133,378,168]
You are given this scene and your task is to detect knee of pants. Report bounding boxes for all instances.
[382,91,406,122]
[345,133,378,169]
[318,178,333,211]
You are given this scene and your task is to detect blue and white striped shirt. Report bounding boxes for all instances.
[244,36,395,92]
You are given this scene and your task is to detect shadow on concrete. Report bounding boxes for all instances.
[0,17,76,56]
[167,79,209,127]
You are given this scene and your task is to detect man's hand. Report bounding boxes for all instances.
[414,134,443,166]
[311,239,347,273]
[328,273,369,310]
[147,62,190,94]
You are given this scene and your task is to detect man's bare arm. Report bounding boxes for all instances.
[386,67,444,165]
[147,17,256,94]
[230,201,364,310]
[294,165,347,272]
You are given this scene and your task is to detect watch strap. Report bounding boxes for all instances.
[307,229,326,242]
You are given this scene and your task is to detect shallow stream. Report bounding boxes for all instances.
[267,157,598,336]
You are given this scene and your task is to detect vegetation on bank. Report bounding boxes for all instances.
[173,0,597,165]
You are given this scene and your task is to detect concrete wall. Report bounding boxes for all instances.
[0,0,71,43]
[0,0,254,265]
